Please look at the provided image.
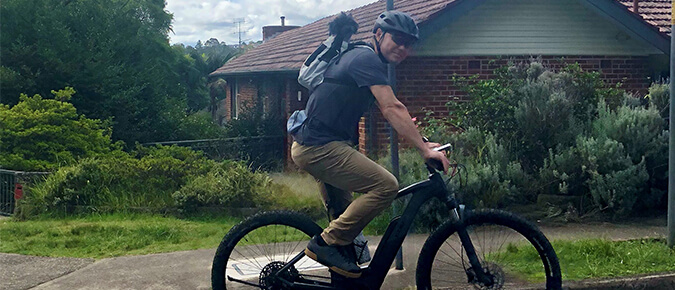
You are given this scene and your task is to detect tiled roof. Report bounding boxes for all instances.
[211,0,671,77]
[618,0,671,34]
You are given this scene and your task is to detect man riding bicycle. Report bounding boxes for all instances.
[291,10,450,278]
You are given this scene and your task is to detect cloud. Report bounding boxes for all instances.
[166,0,375,46]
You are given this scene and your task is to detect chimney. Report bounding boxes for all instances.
[633,0,639,14]
[262,17,300,42]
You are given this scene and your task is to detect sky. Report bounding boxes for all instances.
[166,0,377,46]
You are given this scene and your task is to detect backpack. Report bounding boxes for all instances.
[289,13,370,136]
[298,12,360,91]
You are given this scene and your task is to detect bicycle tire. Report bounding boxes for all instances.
[416,209,562,290]
[212,210,324,290]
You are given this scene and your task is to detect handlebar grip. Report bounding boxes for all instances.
[426,158,444,173]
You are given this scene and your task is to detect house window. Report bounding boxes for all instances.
[230,79,239,119]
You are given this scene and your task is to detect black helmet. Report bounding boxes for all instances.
[372,10,419,40]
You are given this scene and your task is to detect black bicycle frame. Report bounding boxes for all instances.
[270,169,491,289]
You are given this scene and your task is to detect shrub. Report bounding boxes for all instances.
[411,61,667,217]
[646,83,669,118]
[0,88,118,171]
[379,127,529,230]
[172,161,271,213]
[20,145,218,217]
[223,101,283,137]
[450,62,626,172]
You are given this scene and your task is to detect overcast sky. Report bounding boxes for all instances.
[166,0,376,46]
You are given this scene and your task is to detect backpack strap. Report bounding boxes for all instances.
[304,44,327,66]
[325,42,376,87]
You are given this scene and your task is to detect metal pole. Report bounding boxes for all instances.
[385,0,404,270]
[668,2,675,248]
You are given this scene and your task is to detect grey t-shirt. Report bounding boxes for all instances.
[296,46,389,146]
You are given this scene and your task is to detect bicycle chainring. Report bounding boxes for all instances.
[259,261,299,290]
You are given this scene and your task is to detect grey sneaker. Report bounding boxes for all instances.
[305,235,362,278]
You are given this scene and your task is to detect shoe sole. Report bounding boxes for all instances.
[304,248,362,279]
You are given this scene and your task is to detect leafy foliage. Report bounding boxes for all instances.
[18,144,305,218]
[172,161,273,213]
[19,145,212,217]
[172,38,238,112]
[0,88,118,171]
[388,62,667,218]
[1,0,228,144]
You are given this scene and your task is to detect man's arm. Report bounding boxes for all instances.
[370,84,449,173]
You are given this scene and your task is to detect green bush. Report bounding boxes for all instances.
[379,128,529,231]
[223,101,283,137]
[172,161,270,213]
[409,61,666,218]
[0,88,118,171]
[450,62,628,172]
[646,83,669,118]
[19,145,218,217]
[20,143,318,219]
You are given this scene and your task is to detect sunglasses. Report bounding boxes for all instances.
[389,32,416,48]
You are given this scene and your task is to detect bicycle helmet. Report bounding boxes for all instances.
[372,10,419,40]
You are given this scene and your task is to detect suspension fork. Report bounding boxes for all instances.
[447,200,493,286]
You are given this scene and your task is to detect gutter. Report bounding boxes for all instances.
[208,69,299,79]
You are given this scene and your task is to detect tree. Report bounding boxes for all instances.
[1,0,190,144]
[174,38,238,112]
[0,88,117,171]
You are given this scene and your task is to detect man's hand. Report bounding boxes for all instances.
[424,142,441,150]
[422,147,450,174]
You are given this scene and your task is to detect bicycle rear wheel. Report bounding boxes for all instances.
[212,210,325,290]
[416,209,562,290]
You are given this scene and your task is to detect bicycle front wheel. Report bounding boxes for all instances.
[211,210,325,290]
[416,209,562,290]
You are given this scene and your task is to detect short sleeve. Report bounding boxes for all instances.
[348,50,389,88]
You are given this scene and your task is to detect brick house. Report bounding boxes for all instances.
[209,0,671,168]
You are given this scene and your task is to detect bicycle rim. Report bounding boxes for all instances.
[421,211,560,289]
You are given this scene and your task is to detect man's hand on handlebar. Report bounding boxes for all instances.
[422,145,450,174]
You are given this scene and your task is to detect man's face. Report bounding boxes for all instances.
[376,29,416,64]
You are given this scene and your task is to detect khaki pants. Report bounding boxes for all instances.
[291,141,399,246]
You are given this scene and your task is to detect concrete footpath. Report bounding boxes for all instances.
[1,218,671,290]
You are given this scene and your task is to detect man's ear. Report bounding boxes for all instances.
[374,28,384,39]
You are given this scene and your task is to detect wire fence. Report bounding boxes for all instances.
[143,135,285,171]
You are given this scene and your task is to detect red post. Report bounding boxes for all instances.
[14,183,23,200]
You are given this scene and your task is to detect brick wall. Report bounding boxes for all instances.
[361,55,654,157]
[223,77,262,120]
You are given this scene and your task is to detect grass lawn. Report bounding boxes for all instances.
[499,238,675,282]
[0,213,240,259]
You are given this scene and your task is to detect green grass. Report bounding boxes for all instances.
[269,172,320,199]
[498,238,675,282]
[0,213,240,259]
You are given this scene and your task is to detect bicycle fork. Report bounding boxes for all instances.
[448,203,494,287]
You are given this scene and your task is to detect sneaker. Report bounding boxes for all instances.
[305,235,362,278]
